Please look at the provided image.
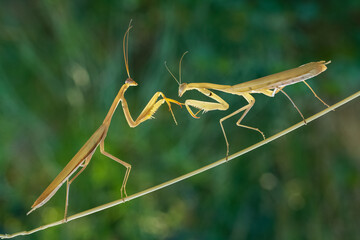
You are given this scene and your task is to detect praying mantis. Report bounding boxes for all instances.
[166,52,330,159]
[27,23,181,221]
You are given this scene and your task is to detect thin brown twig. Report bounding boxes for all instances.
[1,91,359,239]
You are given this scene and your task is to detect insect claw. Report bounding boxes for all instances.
[120,187,125,202]
[184,105,200,119]
[260,132,265,140]
[164,98,182,109]
[163,98,179,125]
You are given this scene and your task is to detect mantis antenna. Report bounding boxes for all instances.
[123,20,133,78]
[179,51,188,84]
[164,62,180,85]
[165,51,188,86]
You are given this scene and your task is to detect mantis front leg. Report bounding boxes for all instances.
[121,92,181,126]
[184,88,229,118]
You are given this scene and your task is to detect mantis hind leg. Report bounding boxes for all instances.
[99,141,131,200]
[303,80,330,108]
[279,89,307,124]
[64,155,93,222]
[220,93,265,160]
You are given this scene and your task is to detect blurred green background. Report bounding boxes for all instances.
[0,0,359,239]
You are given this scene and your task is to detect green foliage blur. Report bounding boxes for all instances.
[1,0,359,239]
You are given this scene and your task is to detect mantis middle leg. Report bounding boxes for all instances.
[99,141,131,199]
[262,88,307,124]
[220,93,265,159]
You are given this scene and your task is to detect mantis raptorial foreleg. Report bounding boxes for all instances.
[121,91,180,126]
[183,88,229,118]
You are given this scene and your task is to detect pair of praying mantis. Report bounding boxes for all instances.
[27,23,330,221]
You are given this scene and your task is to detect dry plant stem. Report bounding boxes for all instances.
[1,91,359,239]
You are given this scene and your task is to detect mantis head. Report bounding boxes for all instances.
[125,78,138,86]
[178,83,188,97]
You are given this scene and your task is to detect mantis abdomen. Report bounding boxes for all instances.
[28,125,107,214]
[230,61,329,93]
